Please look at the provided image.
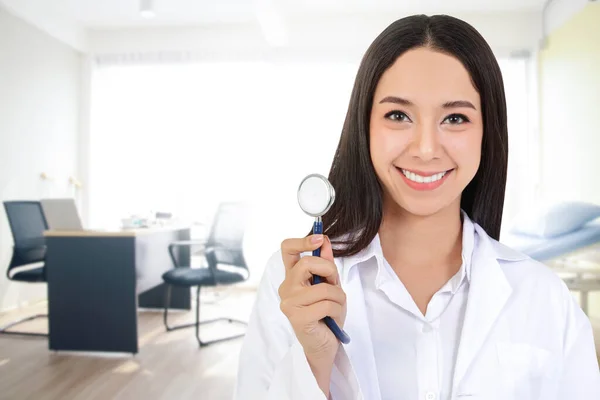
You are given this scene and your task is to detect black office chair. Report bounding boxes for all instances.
[1,201,48,337]
[162,202,249,347]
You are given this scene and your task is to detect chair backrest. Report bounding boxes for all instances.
[3,201,48,273]
[205,202,248,271]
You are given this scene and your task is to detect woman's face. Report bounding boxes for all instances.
[369,47,483,217]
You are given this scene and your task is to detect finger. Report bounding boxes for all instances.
[281,235,324,271]
[320,235,335,263]
[291,256,339,286]
[292,301,344,327]
[286,284,346,308]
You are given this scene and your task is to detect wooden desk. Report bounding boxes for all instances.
[44,226,191,354]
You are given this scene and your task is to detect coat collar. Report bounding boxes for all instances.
[338,213,530,399]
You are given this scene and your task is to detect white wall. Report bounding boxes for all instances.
[0,0,87,51]
[0,6,81,312]
[538,2,600,205]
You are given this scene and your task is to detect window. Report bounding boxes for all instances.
[89,60,358,283]
[89,56,534,281]
[498,57,539,238]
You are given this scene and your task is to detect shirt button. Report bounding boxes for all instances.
[422,323,433,333]
[425,392,436,400]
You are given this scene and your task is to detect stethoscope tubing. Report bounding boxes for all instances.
[311,220,351,344]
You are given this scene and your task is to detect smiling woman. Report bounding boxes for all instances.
[234,14,600,400]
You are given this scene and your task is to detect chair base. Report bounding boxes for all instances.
[0,313,48,337]
[163,285,246,347]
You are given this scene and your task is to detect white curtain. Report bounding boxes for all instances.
[499,57,539,238]
[89,60,357,284]
[89,56,534,283]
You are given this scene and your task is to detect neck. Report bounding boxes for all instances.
[378,197,463,271]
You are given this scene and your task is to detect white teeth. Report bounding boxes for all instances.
[401,169,447,184]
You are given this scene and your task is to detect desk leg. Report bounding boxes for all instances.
[46,237,139,354]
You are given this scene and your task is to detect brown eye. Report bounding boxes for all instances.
[385,111,411,122]
[443,114,470,124]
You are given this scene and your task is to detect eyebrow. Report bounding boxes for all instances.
[378,96,477,110]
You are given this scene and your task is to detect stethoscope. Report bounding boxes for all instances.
[297,173,351,344]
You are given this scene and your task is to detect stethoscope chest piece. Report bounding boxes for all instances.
[297,173,335,218]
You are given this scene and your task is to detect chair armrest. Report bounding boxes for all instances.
[204,244,238,253]
[169,240,206,255]
[169,240,206,247]
[168,240,207,268]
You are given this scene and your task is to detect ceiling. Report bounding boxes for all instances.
[2,0,586,56]
[3,0,548,29]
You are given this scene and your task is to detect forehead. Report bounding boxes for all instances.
[375,47,480,104]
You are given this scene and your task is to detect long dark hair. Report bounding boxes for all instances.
[323,14,508,257]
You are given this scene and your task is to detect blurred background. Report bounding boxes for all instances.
[0,0,599,398]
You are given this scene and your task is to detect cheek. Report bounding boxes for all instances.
[370,122,409,168]
[446,130,483,174]
[369,121,388,171]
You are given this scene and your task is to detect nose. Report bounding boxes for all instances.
[409,123,440,161]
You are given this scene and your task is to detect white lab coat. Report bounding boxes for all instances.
[234,223,600,399]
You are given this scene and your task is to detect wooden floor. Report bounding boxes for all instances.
[1,290,600,400]
[0,288,255,400]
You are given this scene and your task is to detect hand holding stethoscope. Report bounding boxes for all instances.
[296,173,351,344]
[277,173,351,391]
[278,173,351,378]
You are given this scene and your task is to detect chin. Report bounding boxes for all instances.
[401,202,447,217]
[391,192,459,218]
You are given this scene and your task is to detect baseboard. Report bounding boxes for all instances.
[0,297,47,314]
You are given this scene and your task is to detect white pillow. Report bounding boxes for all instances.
[510,201,600,238]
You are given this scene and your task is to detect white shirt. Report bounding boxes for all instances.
[234,214,600,400]
[361,216,475,400]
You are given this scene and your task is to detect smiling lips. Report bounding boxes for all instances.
[397,167,453,191]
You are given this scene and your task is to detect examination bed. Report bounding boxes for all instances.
[503,217,600,315]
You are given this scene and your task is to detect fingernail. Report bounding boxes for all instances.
[311,235,323,244]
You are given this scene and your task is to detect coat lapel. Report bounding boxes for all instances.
[451,225,514,394]
[341,255,382,400]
